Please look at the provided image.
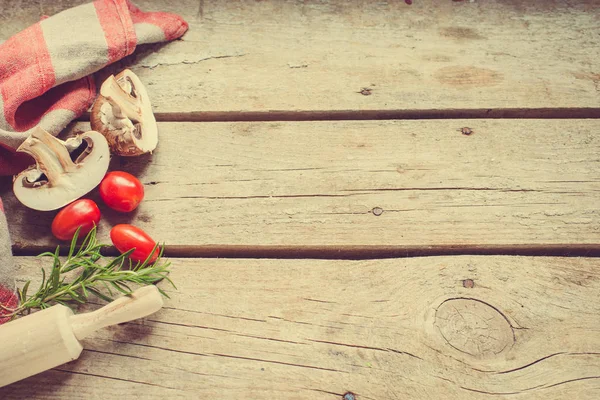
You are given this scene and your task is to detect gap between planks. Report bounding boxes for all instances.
[78,108,600,123]
[10,244,600,260]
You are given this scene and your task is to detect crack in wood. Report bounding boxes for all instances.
[100,338,209,358]
[306,388,344,396]
[268,316,344,331]
[303,298,338,304]
[146,319,236,333]
[84,349,152,361]
[495,352,600,375]
[543,376,600,389]
[460,375,600,395]
[208,353,348,373]
[162,305,267,322]
[307,339,422,360]
[139,53,247,69]
[53,369,184,391]
[233,333,307,345]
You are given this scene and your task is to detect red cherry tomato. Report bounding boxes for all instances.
[99,171,144,212]
[110,224,160,263]
[51,199,101,241]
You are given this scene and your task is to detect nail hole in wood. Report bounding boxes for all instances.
[460,127,474,135]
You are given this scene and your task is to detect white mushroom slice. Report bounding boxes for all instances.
[91,69,158,156]
[13,127,110,211]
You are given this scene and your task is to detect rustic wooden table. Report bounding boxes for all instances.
[1,0,600,398]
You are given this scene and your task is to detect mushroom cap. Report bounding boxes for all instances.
[91,69,158,157]
[13,129,110,211]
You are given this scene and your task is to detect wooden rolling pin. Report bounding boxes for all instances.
[0,285,163,387]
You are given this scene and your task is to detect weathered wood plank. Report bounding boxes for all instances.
[1,119,599,251]
[2,1,600,115]
[1,256,599,398]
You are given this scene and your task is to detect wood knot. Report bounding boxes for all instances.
[434,298,514,358]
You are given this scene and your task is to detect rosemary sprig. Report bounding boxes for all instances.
[0,227,174,320]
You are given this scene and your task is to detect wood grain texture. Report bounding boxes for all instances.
[1,119,599,251]
[2,1,600,115]
[1,256,599,399]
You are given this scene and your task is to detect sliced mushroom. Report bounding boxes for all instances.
[91,69,158,156]
[13,127,110,211]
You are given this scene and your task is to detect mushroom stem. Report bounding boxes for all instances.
[100,75,142,122]
[16,128,76,183]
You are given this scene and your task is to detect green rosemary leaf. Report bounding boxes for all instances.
[80,282,88,298]
[105,250,133,271]
[101,281,115,297]
[51,261,61,290]
[55,300,76,312]
[110,281,131,295]
[20,281,30,302]
[67,227,80,260]
[163,275,177,289]
[54,245,60,261]
[156,286,171,299]
[66,289,86,303]
[90,252,102,263]
[117,281,132,293]
[38,267,46,295]
[87,287,114,302]
[61,262,85,274]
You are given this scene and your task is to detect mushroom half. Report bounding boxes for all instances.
[91,69,158,156]
[13,127,110,211]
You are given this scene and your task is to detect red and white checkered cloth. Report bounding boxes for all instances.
[0,199,16,324]
[0,0,188,175]
[0,0,188,323]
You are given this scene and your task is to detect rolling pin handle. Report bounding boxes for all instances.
[70,285,164,341]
